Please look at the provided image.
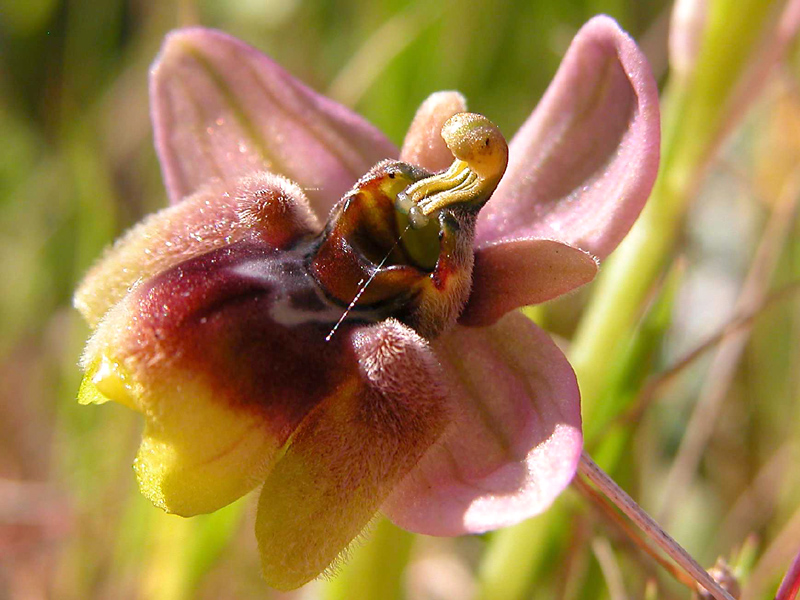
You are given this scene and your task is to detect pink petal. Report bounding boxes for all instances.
[459,239,598,327]
[475,15,660,260]
[400,91,467,171]
[150,28,397,212]
[383,312,582,536]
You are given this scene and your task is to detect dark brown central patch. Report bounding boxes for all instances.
[131,240,365,442]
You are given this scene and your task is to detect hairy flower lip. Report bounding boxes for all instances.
[75,14,660,590]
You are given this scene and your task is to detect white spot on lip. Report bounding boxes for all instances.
[229,254,388,329]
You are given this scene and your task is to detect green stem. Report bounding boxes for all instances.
[476,512,565,600]
[140,500,245,600]
[322,518,415,600]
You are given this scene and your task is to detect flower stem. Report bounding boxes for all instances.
[475,512,561,600]
[578,451,736,600]
[322,518,414,600]
[572,475,695,588]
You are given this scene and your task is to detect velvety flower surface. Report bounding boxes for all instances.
[74,16,659,590]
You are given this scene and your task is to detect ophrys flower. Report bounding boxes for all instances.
[74,16,659,590]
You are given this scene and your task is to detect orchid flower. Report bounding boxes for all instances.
[73,16,659,590]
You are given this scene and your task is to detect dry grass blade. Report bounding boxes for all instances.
[619,280,800,428]
[742,506,800,599]
[718,442,797,549]
[658,170,800,526]
[573,475,692,589]
[591,536,630,600]
[578,452,736,600]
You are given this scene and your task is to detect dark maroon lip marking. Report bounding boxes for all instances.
[131,240,360,438]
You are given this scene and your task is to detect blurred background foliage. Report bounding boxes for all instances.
[1,0,800,598]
